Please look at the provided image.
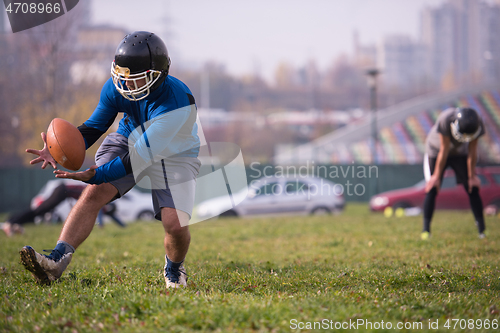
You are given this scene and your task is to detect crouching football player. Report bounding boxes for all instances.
[20,31,200,288]
[422,107,486,240]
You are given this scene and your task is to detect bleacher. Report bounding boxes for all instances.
[274,88,500,165]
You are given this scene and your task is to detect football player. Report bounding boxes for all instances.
[422,107,486,239]
[20,31,200,288]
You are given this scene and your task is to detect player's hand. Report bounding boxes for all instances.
[425,174,441,193]
[468,175,481,193]
[26,132,57,169]
[54,165,98,182]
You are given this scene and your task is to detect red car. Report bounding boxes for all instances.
[370,167,500,212]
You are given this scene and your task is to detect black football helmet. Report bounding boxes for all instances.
[111,31,171,101]
[450,107,482,142]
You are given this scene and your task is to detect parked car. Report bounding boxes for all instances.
[369,166,500,212]
[31,179,155,223]
[195,175,345,220]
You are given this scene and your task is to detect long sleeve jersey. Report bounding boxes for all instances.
[78,76,199,184]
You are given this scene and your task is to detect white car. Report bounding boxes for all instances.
[195,176,345,219]
[31,179,156,224]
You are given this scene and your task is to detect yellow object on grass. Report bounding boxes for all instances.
[384,207,393,218]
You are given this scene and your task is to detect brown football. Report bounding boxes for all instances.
[46,118,85,171]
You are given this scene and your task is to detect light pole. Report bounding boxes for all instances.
[365,68,380,197]
[365,68,380,165]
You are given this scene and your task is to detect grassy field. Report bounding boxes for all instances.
[1,203,499,332]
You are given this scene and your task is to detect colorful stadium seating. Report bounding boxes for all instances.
[332,90,500,164]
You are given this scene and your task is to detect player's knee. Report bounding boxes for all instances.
[164,223,184,236]
[161,208,188,235]
[468,186,480,197]
[80,184,117,207]
[426,186,438,198]
[162,219,184,235]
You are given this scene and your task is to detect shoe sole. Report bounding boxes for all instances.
[19,246,51,285]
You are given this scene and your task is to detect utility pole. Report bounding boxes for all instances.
[365,68,380,197]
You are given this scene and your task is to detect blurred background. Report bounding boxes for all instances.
[1,0,500,213]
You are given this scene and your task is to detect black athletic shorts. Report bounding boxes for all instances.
[424,154,469,185]
[95,133,201,221]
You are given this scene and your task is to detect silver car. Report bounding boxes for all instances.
[195,176,345,219]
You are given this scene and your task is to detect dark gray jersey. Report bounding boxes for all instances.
[425,108,485,158]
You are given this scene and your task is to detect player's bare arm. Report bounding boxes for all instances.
[25,132,57,169]
[425,134,451,193]
[54,166,98,182]
[467,138,481,192]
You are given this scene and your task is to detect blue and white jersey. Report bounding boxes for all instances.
[78,76,199,184]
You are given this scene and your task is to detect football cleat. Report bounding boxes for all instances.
[19,246,72,284]
[421,231,430,240]
[478,233,486,239]
[164,263,187,289]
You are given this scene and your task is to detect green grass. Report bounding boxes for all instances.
[1,204,499,332]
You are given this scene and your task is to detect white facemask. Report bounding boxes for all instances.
[111,61,162,101]
[450,119,481,143]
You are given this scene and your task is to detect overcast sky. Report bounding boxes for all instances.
[92,0,445,82]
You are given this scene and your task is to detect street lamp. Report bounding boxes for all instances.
[365,68,380,165]
[365,68,380,198]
